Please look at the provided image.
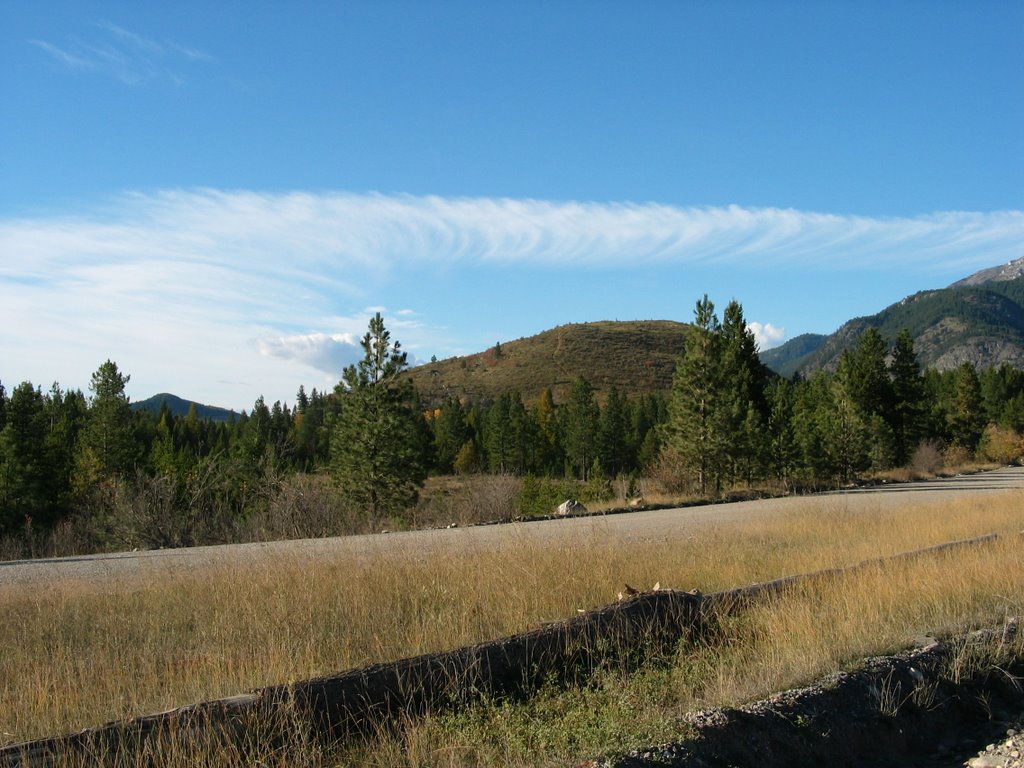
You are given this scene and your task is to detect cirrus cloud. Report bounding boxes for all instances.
[1,188,1021,408]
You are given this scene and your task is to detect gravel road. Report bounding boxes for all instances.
[3,467,1024,589]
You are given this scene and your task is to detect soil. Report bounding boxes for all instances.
[585,624,1024,768]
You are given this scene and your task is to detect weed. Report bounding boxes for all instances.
[2,491,1023,764]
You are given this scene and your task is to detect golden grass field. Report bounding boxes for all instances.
[2,486,1022,765]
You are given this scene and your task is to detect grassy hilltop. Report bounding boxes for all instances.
[404,319,689,407]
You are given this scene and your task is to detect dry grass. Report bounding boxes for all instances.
[358,535,1023,767]
[1,489,1022,761]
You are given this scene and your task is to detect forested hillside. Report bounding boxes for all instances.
[5,297,1024,561]
[763,276,1024,378]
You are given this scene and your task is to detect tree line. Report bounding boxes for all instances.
[4,303,1024,555]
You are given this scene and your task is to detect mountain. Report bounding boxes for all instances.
[404,320,689,406]
[758,333,827,376]
[763,258,1024,378]
[131,393,238,422]
[950,256,1024,288]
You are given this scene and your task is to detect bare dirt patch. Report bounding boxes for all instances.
[594,622,1024,768]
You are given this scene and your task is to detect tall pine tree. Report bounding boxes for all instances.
[76,360,137,487]
[888,329,926,465]
[664,295,727,495]
[561,376,600,479]
[330,313,426,517]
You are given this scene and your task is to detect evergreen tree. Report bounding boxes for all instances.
[790,371,870,484]
[826,381,870,482]
[980,365,1024,427]
[888,329,926,465]
[0,383,51,534]
[533,388,562,476]
[719,300,767,484]
[561,376,600,479]
[330,313,427,516]
[76,360,137,484]
[150,408,179,476]
[663,295,727,495]
[296,385,310,413]
[838,328,893,423]
[42,384,86,518]
[431,397,470,474]
[235,396,272,465]
[922,368,956,444]
[293,388,327,469]
[792,372,833,481]
[484,393,515,473]
[268,399,294,462]
[948,362,986,452]
[629,393,664,471]
[598,386,630,476]
[765,378,798,488]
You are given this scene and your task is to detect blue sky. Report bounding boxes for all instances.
[2,2,1022,410]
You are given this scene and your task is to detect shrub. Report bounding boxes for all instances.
[517,475,579,517]
[910,440,945,475]
[977,424,1024,465]
[413,474,523,527]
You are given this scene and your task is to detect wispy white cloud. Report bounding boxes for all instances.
[1,189,1021,407]
[14,189,1017,273]
[28,40,95,71]
[29,22,211,85]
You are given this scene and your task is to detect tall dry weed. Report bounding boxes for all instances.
[1,489,1022,756]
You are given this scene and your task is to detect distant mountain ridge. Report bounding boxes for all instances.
[761,257,1024,378]
[409,258,1024,405]
[131,393,238,422]
[133,259,1024,414]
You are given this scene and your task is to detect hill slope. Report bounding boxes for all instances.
[764,263,1024,378]
[405,320,689,406]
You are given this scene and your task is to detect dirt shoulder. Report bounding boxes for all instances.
[591,622,1024,768]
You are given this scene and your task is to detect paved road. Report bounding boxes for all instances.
[3,466,1023,589]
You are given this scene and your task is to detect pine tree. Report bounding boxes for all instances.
[663,295,727,495]
[0,382,50,534]
[42,384,86,519]
[76,360,137,484]
[330,313,426,516]
[533,388,562,476]
[948,362,986,452]
[826,381,870,482]
[719,300,768,484]
[838,328,893,423]
[765,378,798,489]
[562,376,600,479]
[484,393,515,473]
[598,386,630,477]
[888,329,926,465]
[432,397,470,474]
